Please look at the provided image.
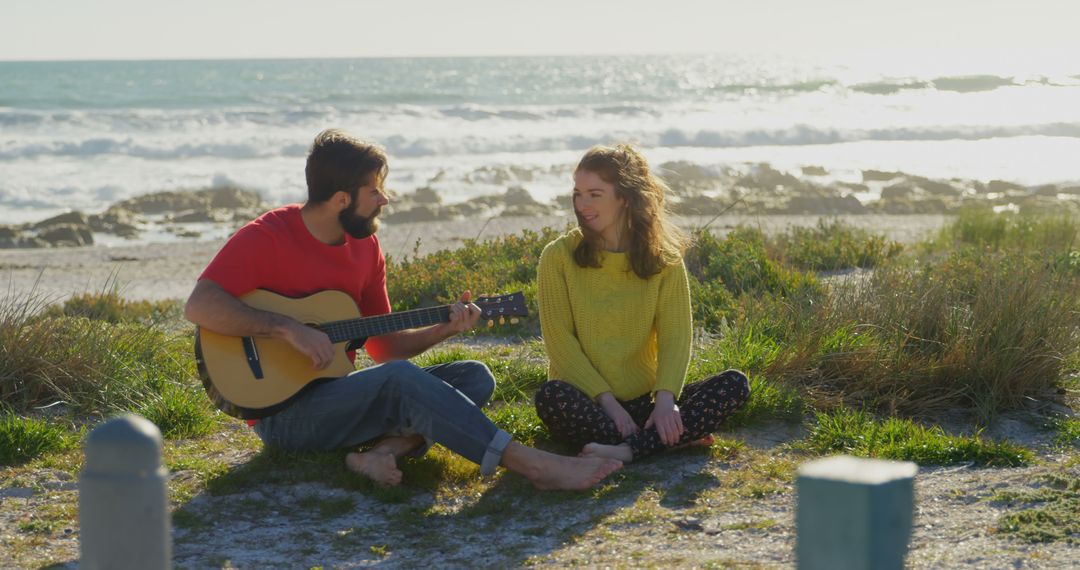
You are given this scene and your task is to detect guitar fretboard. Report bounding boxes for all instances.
[317,305,453,343]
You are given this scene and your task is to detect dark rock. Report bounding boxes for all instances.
[801,165,828,176]
[1033,185,1059,197]
[230,208,265,226]
[909,176,962,197]
[32,211,88,229]
[443,202,489,218]
[736,164,804,194]
[881,183,916,200]
[785,194,866,215]
[113,187,262,214]
[658,162,725,196]
[113,191,203,214]
[39,224,93,247]
[988,180,1026,194]
[383,205,441,223]
[18,236,51,248]
[0,226,16,240]
[871,197,949,215]
[170,209,231,224]
[501,203,553,217]
[412,186,442,204]
[504,186,540,207]
[862,170,903,182]
[465,165,529,185]
[837,182,869,193]
[509,165,535,182]
[208,186,262,209]
[671,195,730,215]
[89,210,141,238]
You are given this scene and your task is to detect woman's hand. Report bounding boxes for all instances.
[597,392,639,439]
[645,390,684,446]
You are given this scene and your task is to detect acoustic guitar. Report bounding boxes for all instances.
[195,289,527,419]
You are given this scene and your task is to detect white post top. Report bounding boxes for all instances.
[798,455,918,484]
[83,414,163,475]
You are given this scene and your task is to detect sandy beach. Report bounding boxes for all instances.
[0,213,952,303]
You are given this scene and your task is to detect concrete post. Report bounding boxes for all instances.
[79,414,171,570]
[796,455,917,570]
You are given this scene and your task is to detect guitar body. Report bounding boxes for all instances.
[196,290,360,419]
[195,289,528,420]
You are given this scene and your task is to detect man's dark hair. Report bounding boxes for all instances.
[305,129,388,203]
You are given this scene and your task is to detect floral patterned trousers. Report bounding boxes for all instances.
[534,369,751,461]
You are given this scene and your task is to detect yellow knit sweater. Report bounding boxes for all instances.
[538,230,693,401]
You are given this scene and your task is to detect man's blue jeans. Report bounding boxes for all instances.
[254,360,512,475]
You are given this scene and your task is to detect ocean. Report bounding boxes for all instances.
[2,51,1079,227]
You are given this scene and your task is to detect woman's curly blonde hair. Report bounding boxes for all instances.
[573,143,689,279]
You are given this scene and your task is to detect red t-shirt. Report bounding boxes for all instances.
[199,204,394,361]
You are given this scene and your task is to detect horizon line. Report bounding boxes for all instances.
[0,50,751,65]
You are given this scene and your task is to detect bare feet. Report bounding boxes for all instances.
[692,434,715,447]
[343,434,423,486]
[345,450,403,486]
[580,442,634,463]
[501,442,622,491]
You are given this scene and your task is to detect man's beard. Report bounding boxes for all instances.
[339,203,381,239]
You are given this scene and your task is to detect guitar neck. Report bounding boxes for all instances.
[317,305,452,343]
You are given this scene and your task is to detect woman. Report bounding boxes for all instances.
[534,144,750,463]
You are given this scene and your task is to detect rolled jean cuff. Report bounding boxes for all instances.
[479,429,512,476]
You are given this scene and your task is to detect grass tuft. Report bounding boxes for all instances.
[994,473,1080,544]
[0,410,78,466]
[800,408,1033,466]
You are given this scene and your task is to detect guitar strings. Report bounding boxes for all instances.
[316,296,522,344]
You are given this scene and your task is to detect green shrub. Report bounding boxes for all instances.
[773,218,903,271]
[684,227,819,332]
[43,292,182,326]
[1,290,215,439]
[930,207,1079,254]
[768,249,1080,419]
[685,227,816,297]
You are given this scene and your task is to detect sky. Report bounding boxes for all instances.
[3,0,1080,61]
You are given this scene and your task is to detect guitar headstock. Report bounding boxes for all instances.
[475,291,528,321]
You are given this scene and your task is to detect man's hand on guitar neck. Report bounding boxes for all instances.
[437,290,483,336]
[369,290,482,362]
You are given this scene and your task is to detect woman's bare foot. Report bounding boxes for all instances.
[692,434,715,447]
[345,450,403,486]
[501,442,622,490]
[580,442,634,463]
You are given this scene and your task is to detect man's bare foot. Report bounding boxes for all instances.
[501,442,621,491]
[580,442,634,463]
[345,450,403,486]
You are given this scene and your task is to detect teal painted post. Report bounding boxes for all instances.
[79,414,171,570]
[796,455,917,570]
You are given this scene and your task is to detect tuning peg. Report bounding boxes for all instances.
[510,318,519,324]
[499,316,506,325]
[487,319,494,328]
